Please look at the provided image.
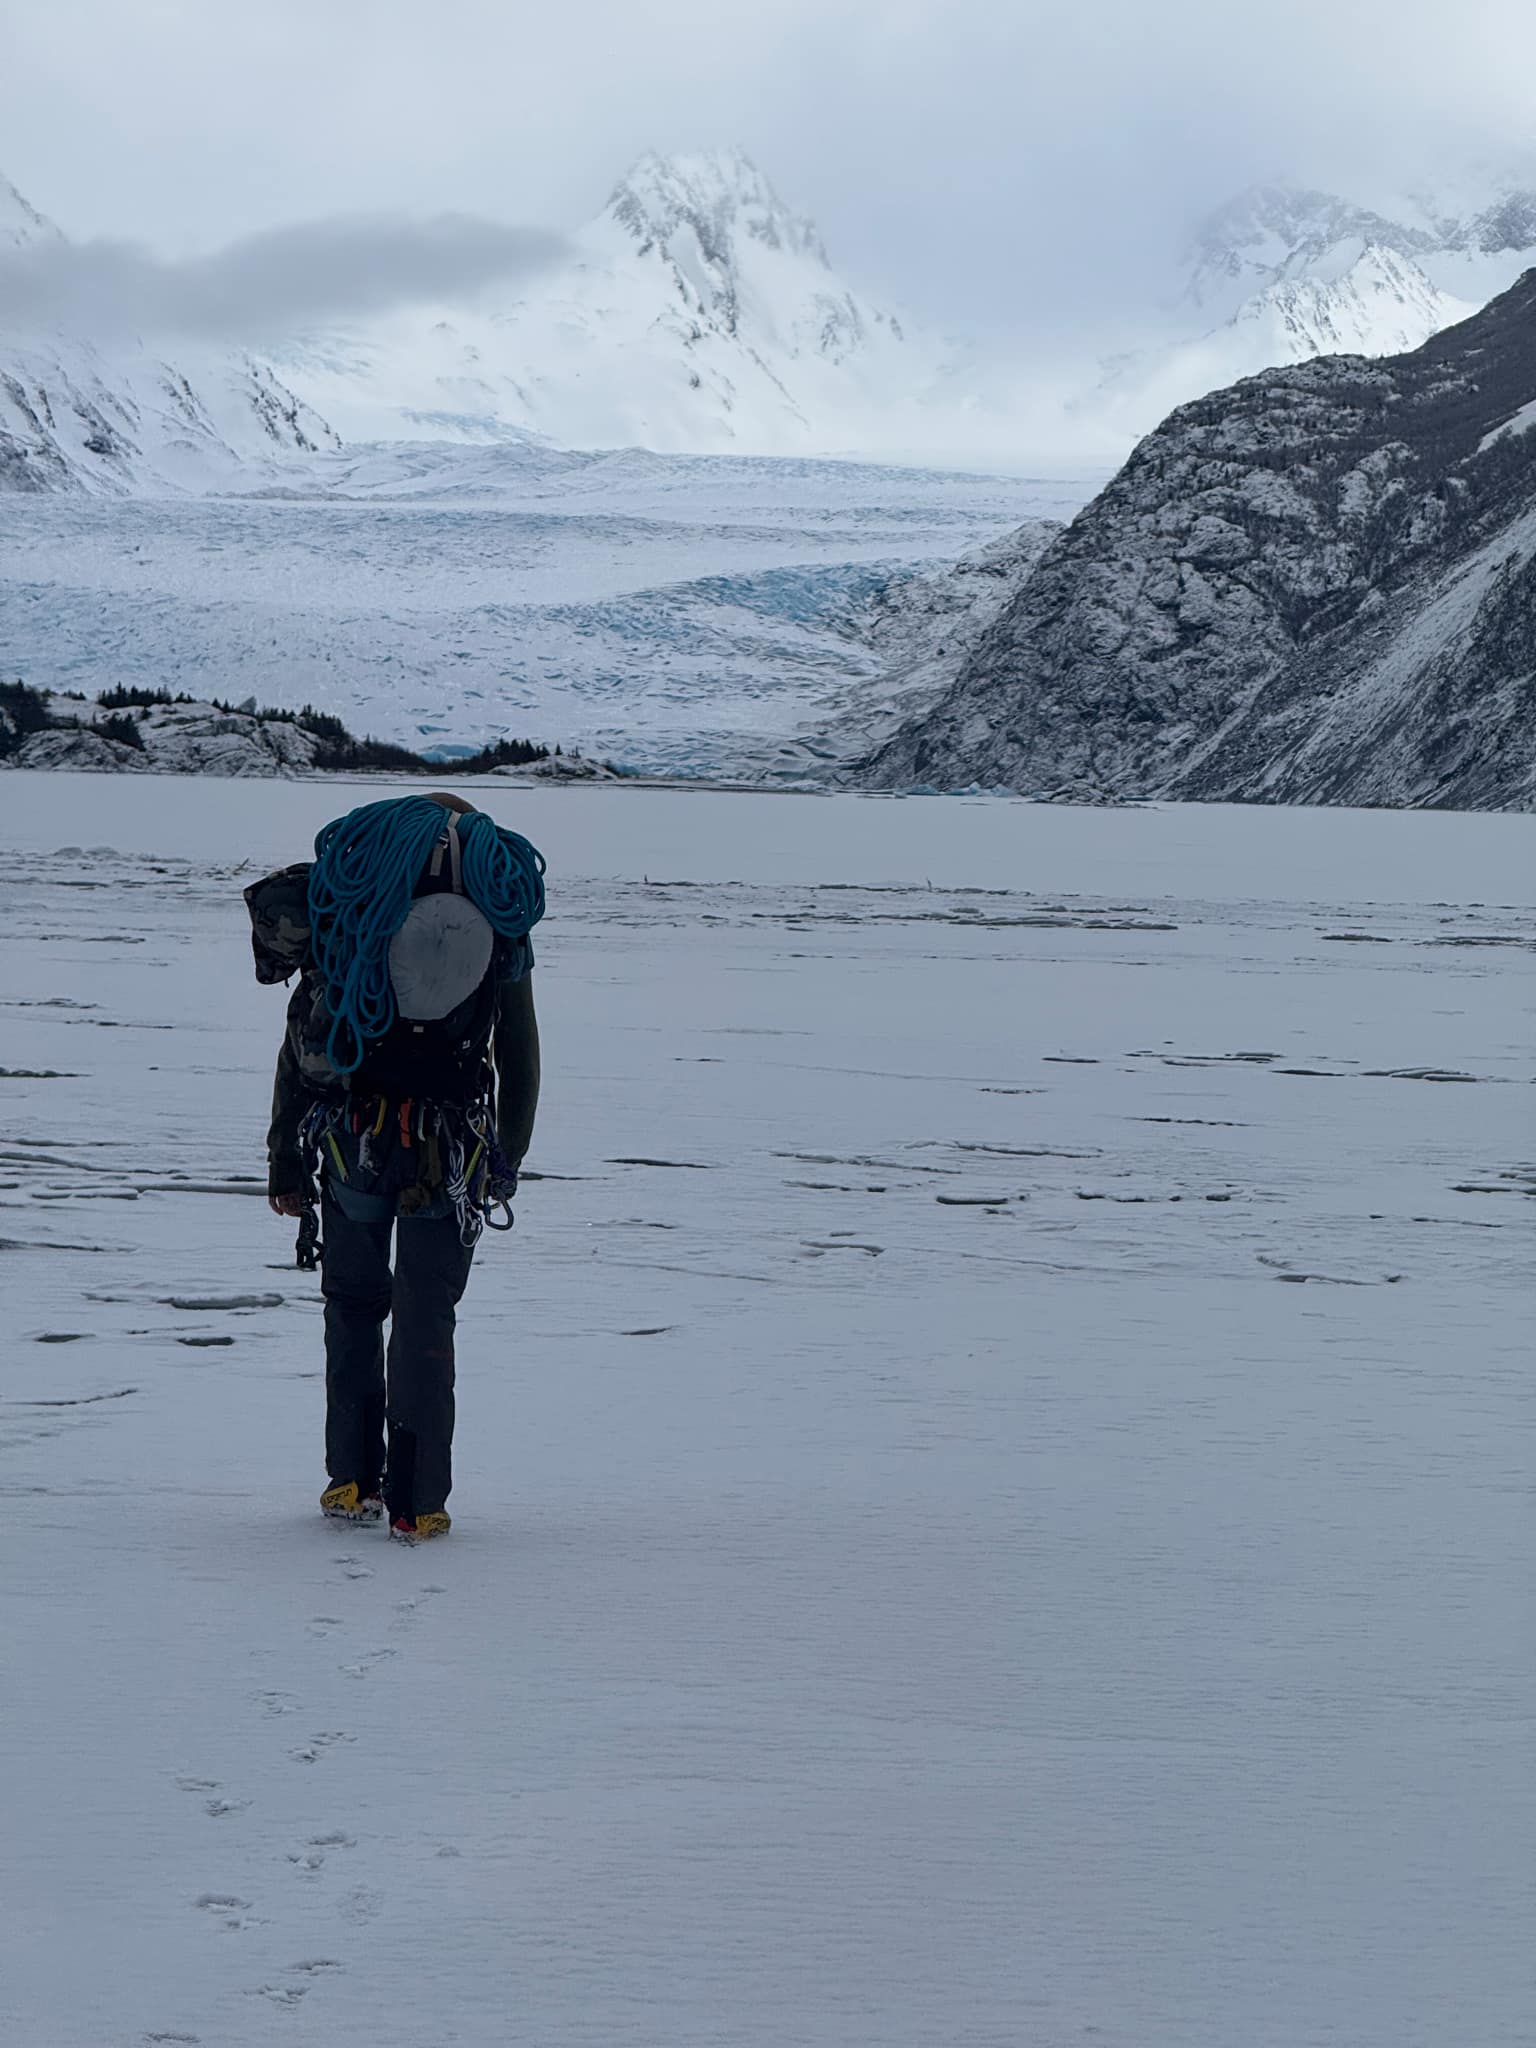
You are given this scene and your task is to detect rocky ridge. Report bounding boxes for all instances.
[861,273,1536,810]
[788,521,1063,776]
[0,685,595,780]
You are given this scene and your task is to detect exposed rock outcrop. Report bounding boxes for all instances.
[862,273,1536,810]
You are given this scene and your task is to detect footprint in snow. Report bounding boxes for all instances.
[288,1831,355,1875]
[289,1730,356,1765]
[249,1965,340,2008]
[342,1885,384,1925]
[340,1647,397,1679]
[195,1893,255,1931]
[393,1584,446,1624]
[174,1774,246,1817]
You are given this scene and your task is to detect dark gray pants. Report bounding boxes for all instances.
[320,1184,475,1519]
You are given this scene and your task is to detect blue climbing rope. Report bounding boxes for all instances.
[307,796,545,1075]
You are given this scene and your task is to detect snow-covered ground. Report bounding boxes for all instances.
[3,774,1532,2047]
[0,452,1087,778]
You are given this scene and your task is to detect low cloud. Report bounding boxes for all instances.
[5,0,1534,347]
[0,214,570,340]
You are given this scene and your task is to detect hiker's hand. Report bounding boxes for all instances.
[269,1191,307,1217]
[488,1170,518,1204]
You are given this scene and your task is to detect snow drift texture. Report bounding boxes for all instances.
[863,272,1536,811]
[4,776,1533,2047]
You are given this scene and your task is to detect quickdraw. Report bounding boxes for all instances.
[295,1091,515,1259]
[441,1100,517,1248]
[292,1096,345,1270]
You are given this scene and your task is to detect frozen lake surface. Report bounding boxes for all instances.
[0,449,1085,776]
[2,774,1532,2046]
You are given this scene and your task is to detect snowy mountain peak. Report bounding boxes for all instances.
[1238,242,1472,357]
[605,149,829,269]
[1181,182,1436,314]
[1094,171,1536,444]
[256,143,932,458]
[1184,175,1536,307]
[0,170,60,249]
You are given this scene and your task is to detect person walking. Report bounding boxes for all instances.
[254,792,543,1543]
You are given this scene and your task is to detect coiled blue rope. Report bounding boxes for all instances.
[308,796,546,1075]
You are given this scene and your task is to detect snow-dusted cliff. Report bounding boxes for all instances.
[1,171,54,250]
[0,176,337,493]
[861,273,1536,810]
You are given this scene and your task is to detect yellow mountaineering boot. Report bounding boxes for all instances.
[389,1512,451,1546]
[320,1481,385,1525]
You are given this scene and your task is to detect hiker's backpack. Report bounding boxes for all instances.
[244,800,541,1105]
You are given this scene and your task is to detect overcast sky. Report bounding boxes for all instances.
[2,0,1533,338]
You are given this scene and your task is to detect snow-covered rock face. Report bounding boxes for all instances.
[1180,185,1442,319]
[2,696,326,777]
[1103,178,1536,438]
[862,270,1536,811]
[0,171,338,494]
[270,149,934,458]
[608,148,829,274]
[799,521,1063,773]
[0,333,339,495]
[596,148,878,369]
[1,172,59,251]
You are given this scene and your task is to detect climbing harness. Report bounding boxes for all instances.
[292,1089,515,1259]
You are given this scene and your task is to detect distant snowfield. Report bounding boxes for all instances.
[3,774,1532,2047]
[0,448,1090,778]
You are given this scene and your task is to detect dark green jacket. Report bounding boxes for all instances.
[267,967,540,1200]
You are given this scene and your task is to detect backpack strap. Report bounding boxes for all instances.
[428,812,466,894]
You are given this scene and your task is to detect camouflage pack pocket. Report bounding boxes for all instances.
[244,863,314,984]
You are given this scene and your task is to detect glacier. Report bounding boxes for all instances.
[0,445,1087,777]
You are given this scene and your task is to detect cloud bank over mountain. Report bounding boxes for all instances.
[0,212,567,342]
[2,0,1533,340]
